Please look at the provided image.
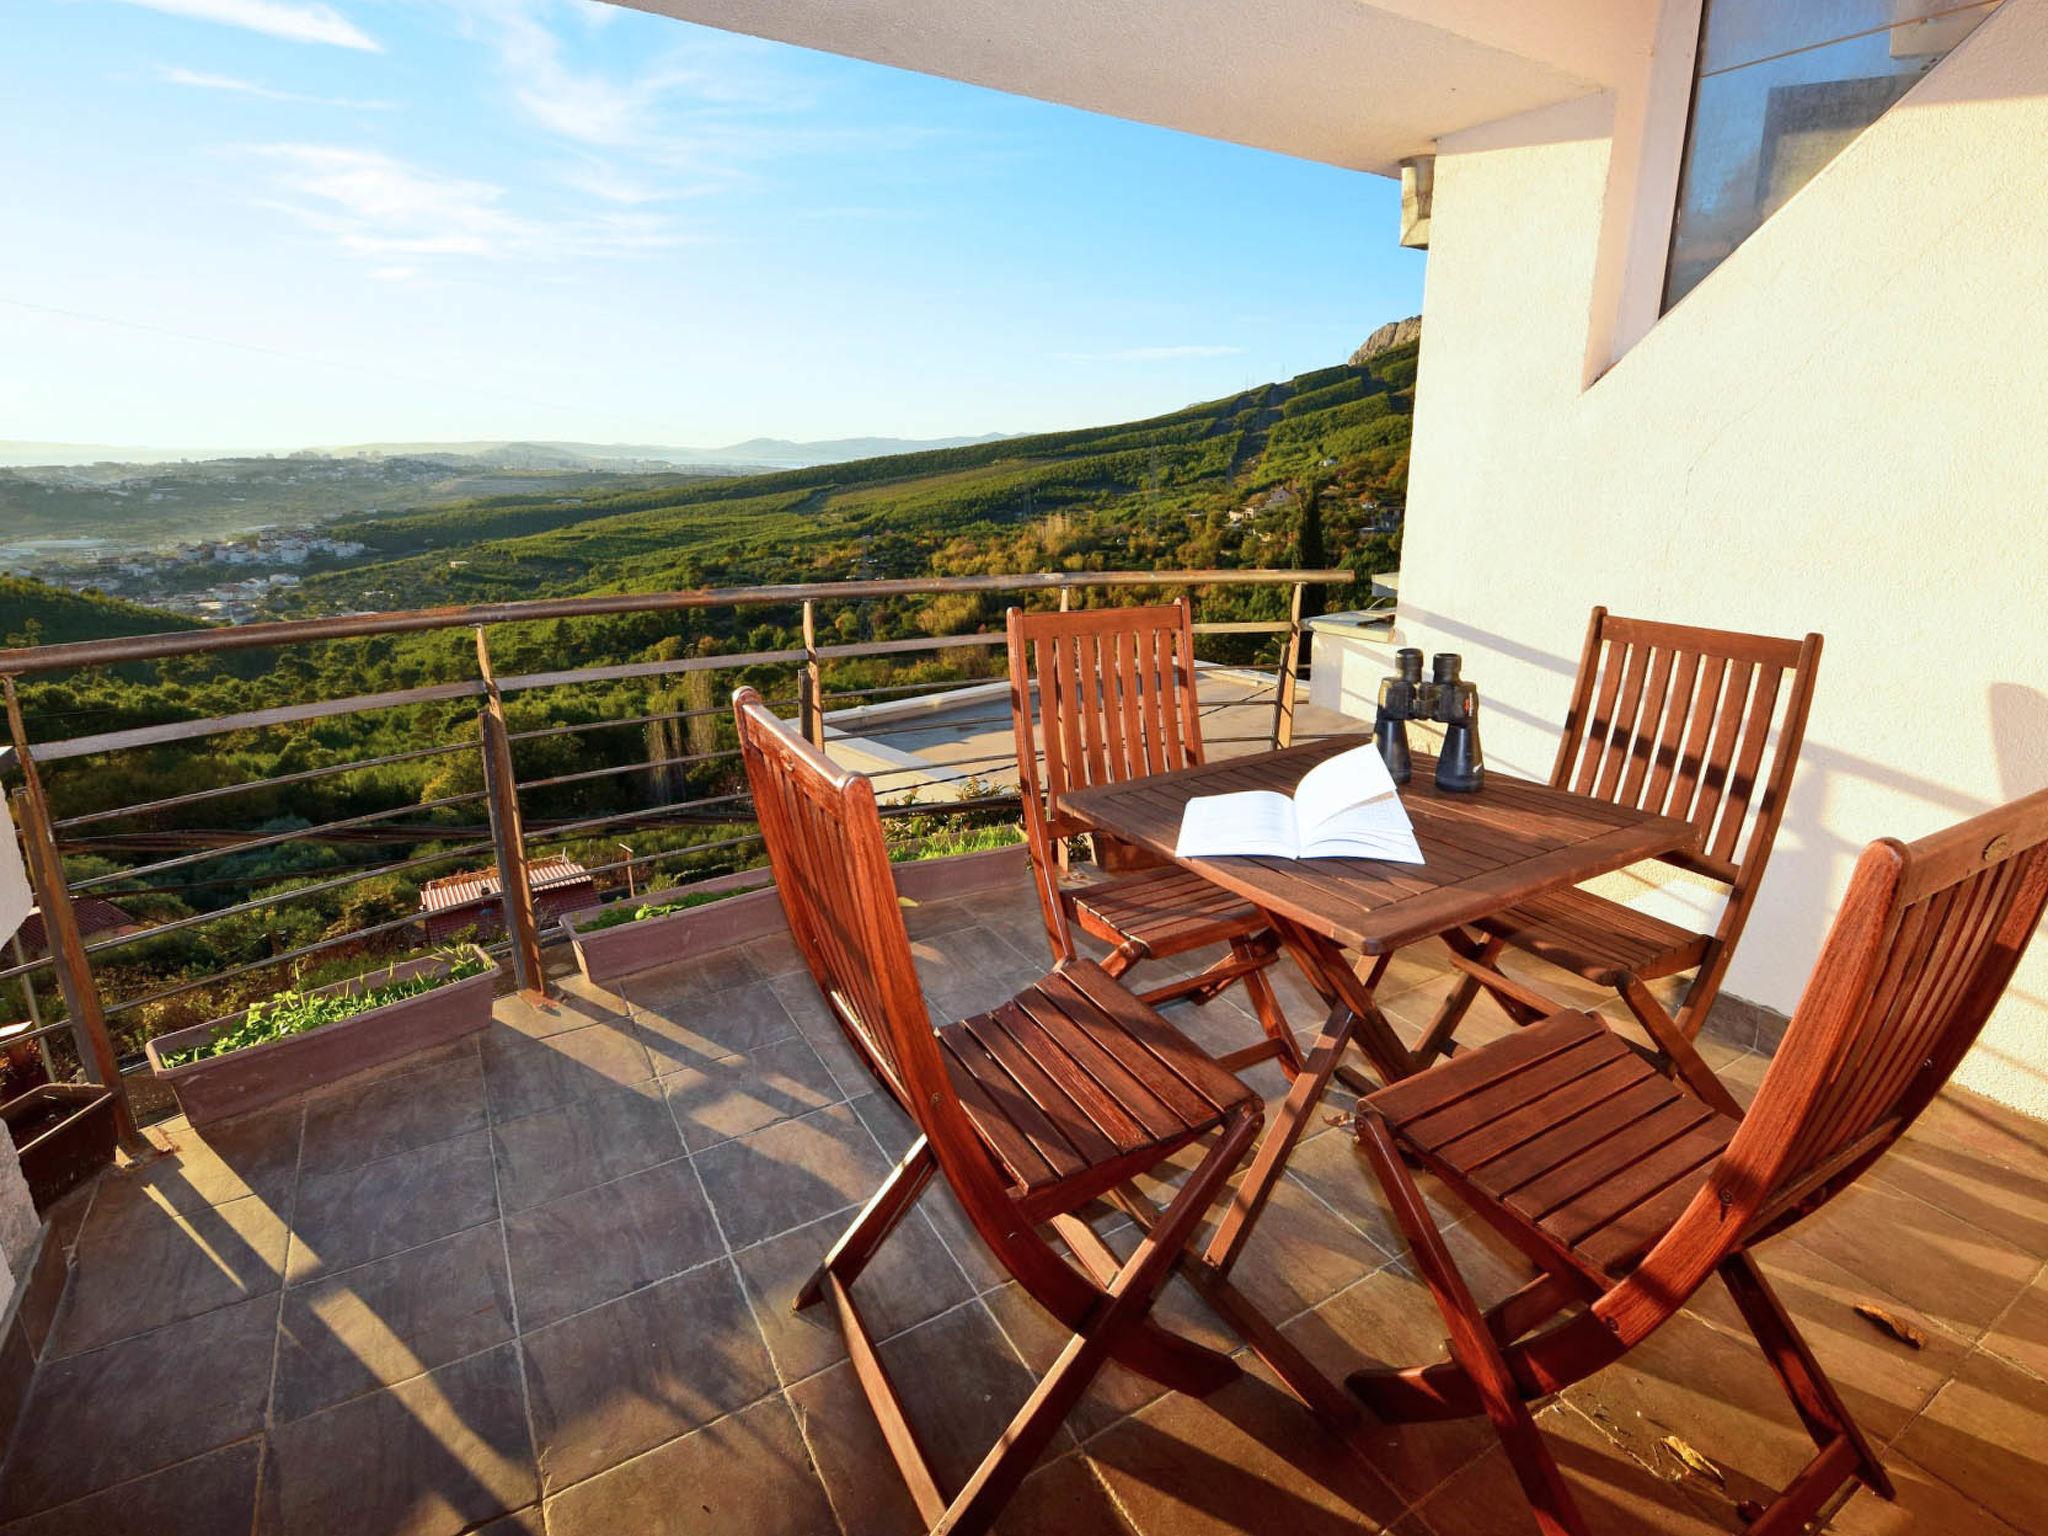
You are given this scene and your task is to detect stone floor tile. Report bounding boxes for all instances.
[994,1452,1135,1536]
[913,924,1048,1019]
[1890,1345,2048,1534]
[1083,1358,1407,1536]
[661,1034,843,1151]
[1280,1125,1462,1260]
[1682,1237,1971,1444]
[733,1203,972,1384]
[981,1278,1167,1441]
[1561,1309,1839,1526]
[544,1397,833,1536]
[1196,1175,1384,1325]
[1978,1262,2048,1381]
[273,1222,514,1422]
[1825,1452,2025,1535]
[490,1079,682,1214]
[1405,1401,1731,1536]
[480,1020,655,1121]
[787,1301,1051,1533]
[0,1293,275,1521]
[900,893,984,941]
[0,1439,262,1536]
[1279,1267,1500,1508]
[522,1260,777,1493]
[1907,1089,2048,1185]
[693,1103,893,1249]
[617,949,768,1030]
[123,1103,302,1214]
[1871,1130,2048,1261]
[1784,1178,2040,1340]
[739,929,806,978]
[492,983,621,1042]
[53,1188,288,1357]
[470,1510,545,1536]
[287,1129,498,1285]
[503,1157,722,1330]
[630,978,801,1070]
[299,1052,488,1176]
[260,1343,536,1536]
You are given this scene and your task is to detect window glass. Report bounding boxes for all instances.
[1664,0,2002,310]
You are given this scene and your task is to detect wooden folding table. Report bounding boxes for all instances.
[1060,734,1697,1404]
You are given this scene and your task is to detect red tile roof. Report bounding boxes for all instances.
[418,856,593,915]
[12,898,138,956]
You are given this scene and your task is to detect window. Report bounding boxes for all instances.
[1663,0,2004,310]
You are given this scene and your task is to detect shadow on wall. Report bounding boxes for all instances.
[1392,604,2048,1043]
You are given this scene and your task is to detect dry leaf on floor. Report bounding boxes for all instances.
[1852,1302,1926,1348]
[1659,1434,1726,1486]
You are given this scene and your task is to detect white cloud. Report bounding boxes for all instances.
[111,0,380,51]
[249,143,692,262]
[1054,345,1249,362]
[154,64,393,109]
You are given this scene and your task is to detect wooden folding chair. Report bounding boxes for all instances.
[1004,600,1303,1079]
[732,686,1332,1535]
[1420,610,1822,1112]
[1348,786,2048,1536]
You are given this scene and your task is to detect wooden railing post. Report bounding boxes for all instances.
[473,630,546,999]
[1271,581,1306,749]
[3,681,143,1149]
[799,600,825,747]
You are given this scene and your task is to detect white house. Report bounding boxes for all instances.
[620,0,2046,1116]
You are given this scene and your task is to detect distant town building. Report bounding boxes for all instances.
[418,856,595,942]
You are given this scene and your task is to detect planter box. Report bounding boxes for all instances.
[561,843,1030,987]
[1,1084,116,1213]
[562,878,786,988]
[144,947,498,1128]
[891,841,1029,903]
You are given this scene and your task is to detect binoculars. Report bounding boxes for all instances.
[1373,648,1485,793]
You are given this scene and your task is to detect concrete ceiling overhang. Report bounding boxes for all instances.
[608,0,1639,176]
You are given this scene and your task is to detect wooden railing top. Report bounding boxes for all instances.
[0,568,1354,676]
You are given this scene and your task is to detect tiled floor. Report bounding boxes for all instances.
[4,884,2046,1535]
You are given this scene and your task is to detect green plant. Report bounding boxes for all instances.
[161,947,488,1066]
[887,823,1023,863]
[577,884,765,933]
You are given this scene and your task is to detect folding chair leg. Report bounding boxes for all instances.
[798,1135,936,1309]
[1720,1253,1893,1500]
[1413,930,1493,1064]
[1234,940,1306,1078]
[1352,1111,1591,1536]
[935,1109,1261,1536]
[1618,978,1743,1119]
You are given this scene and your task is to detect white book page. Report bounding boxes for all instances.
[1295,744,1425,864]
[1174,791,1300,859]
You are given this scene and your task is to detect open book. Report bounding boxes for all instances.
[1174,743,1424,863]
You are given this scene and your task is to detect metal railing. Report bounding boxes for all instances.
[0,568,1359,1135]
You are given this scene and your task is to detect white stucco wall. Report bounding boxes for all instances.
[1394,0,2048,1114]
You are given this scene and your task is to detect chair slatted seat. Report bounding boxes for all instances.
[1470,886,1707,985]
[1419,610,1822,1116]
[1349,785,2048,1536]
[1005,601,1302,1077]
[730,686,1345,1536]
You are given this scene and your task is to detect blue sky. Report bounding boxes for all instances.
[1,0,1424,451]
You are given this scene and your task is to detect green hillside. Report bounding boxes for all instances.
[7,343,1414,1056]
[299,341,1416,612]
[0,575,209,650]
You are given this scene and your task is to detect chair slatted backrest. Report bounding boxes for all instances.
[732,686,939,1113]
[1551,610,1822,888]
[1006,601,1207,947]
[1610,788,2048,1343]
[1751,788,2048,1230]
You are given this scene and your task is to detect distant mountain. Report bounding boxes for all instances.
[0,433,1017,475]
[1350,316,1422,366]
[314,435,1017,472]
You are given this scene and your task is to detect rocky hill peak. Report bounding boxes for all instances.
[1350,315,1422,366]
